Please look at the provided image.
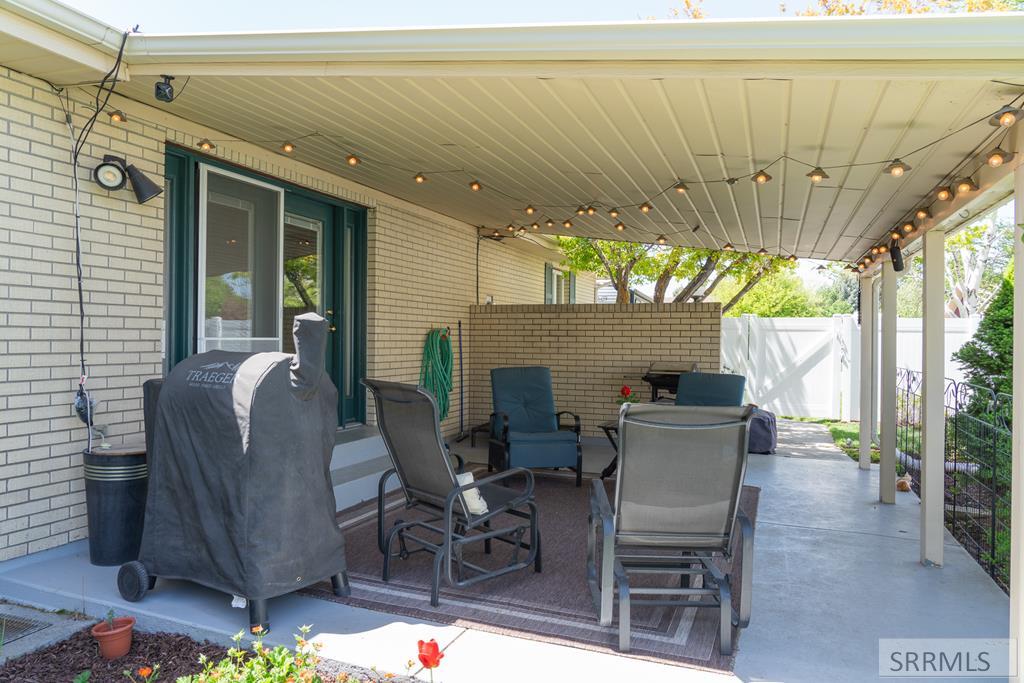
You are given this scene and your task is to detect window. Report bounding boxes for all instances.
[164,148,367,425]
[544,263,576,304]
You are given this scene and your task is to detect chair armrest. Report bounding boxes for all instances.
[444,467,535,515]
[557,410,581,434]
[490,412,510,442]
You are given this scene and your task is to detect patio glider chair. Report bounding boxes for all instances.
[489,366,583,487]
[675,371,746,407]
[587,403,754,655]
[364,379,541,607]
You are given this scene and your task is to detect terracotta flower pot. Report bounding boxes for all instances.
[90,616,135,660]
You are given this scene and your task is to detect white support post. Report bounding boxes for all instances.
[920,227,945,566]
[1009,130,1024,681]
[858,275,875,470]
[879,260,897,504]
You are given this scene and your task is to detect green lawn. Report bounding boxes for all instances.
[783,416,880,463]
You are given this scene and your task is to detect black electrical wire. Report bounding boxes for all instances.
[50,29,131,450]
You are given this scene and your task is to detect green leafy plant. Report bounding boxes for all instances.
[73,672,92,683]
[105,609,116,631]
[175,625,323,683]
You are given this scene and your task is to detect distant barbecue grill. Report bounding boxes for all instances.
[640,362,700,402]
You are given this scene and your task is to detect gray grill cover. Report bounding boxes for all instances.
[138,313,346,600]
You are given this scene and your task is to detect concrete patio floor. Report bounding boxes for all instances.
[0,421,1008,682]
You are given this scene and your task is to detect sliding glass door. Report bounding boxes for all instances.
[165,148,366,424]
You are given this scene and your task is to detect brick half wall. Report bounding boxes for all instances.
[468,303,721,437]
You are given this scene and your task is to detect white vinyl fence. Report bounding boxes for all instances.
[721,315,979,420]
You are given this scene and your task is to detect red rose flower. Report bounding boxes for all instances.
[418,639,444,669]
[620,385,632,398]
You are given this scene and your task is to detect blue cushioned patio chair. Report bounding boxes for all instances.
[489,366,583,487]
[675,372,746,407]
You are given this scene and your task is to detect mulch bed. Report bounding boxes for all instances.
[0,628,228,683]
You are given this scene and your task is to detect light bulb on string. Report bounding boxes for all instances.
[525,205,536,215]
[563,219,573,228]
[986,147,1014,168]
[281,142,295,154]
[674,181,689,194]
[469,180,482,191]
[936,187,953,201]
[575,206,586,216]
[639,203,652,214]
[989,105,1023,128]
[883,159,910,177]
[806,167,828,184]
[545,219,555,228]
[752,170,772,185]
[608,208,619,218]
[722,243,735,251]
[915,207,931,220]
[345,154,361,166]
[656,234,668,245]
[955,177,978,195]
[614,222,625,232]
[902,222,915,235]
[414,173,426,184]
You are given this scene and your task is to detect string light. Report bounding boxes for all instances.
[345,154,361,166]
[902,222,916,234]
[586,206,597,215]
[858,264,866,272]
[883,159,911,177]
[614,222,625,232]
[608,208,619,218]
[752,170,772,185]
[871,246,880,255]
[506,224,516,232]
[517,226,527,235]
[197,138,215,151]
[955,177,978,194]
[915,207,931,220]
[639,203,652,214]
[864,255,874,265]
[986,147,1015,168]
[281,141,295,154]
[414,173,426,184]
[656,234,668,245]
[563,219,572,228]
[722,243,735,251]
[788,254,798,262]
[936,186,953,201]
[469,180,482,191]
[674,181,689,194]
[525,205,536,215]
[575,206,586,216]
[545,219,555,228]
[531,222,540,230]
[108,110,126,123]
[989,105,1023,128]
[891,229,903,240]
[806,167,828,183]
[756,248,769,255]
[878,244,889,254]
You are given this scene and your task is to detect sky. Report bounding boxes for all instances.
[63,0,788,33]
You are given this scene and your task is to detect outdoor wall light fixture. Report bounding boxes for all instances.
[883,159,911,177]
[806,167,829,183]
[92,155,163,204]
[989,105,1023,128]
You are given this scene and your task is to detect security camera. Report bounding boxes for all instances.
[155,75,175,102]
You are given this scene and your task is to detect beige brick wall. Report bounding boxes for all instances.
[0,66,594,559]
[477,237,597,306]
[468,303,721,436]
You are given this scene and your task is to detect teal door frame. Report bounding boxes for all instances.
[164,145,367,424]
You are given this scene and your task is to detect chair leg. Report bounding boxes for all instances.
[575,443,583,487]
[331,571,350,597]
[719,579,733,656]
[617,574,631,652]
[534,528,542,573]
[483,519,492,555]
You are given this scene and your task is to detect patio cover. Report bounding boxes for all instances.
[138,313,346,601]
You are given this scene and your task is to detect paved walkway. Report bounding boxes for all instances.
[0,427,1008,682]
[772,419,850,460]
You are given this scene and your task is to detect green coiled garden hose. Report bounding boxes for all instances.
[420,328,454,420]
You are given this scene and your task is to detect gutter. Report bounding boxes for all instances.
[0,0,125,54]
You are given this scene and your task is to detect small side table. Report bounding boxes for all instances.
[599,421,619,479]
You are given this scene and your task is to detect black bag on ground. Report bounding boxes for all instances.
[748,408,778,454]
[119,313,349,631]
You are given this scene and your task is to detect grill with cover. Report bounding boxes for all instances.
[117,313,350,632]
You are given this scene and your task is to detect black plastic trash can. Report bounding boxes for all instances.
[84,444,148,566]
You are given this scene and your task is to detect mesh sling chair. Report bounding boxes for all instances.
[364,379,541,607]
[587,403,754,655]
[489,366,583,487]
[675,372,746,407]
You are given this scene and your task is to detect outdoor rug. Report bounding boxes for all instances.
[304,471,760,672]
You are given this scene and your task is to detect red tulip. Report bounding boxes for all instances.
[418,639,444,669]
[620,385,631,398]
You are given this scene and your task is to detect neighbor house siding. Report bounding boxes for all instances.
[0,65,592,560]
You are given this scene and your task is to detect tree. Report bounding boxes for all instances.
[813,266,859,315]
[711,269,819,317]
[953,267,1013,396]
[559,237,789,308]
[944,217,1013,318]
